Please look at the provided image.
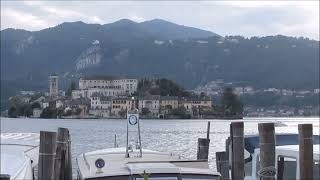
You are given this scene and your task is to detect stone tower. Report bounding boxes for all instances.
[49,74,59,97]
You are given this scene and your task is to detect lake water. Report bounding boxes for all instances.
[1,117,319,175]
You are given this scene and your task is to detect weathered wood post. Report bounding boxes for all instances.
[64,132,73,180]
[299,124,313,180]
[207,121,211,139]
[230,122,244,180]
[54,128,69,180]
[38,131,57,180]
[225,136,231,171]
[258,123,276,180]
[197,121,211,160]
[216,151,230,180]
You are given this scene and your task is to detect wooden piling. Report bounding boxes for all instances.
[38,131,57,180]
[64,132,73,180]
[299,124,313,180]
[230,122,244,180]
[207,121,211,139]
[197,121,211,160]
[258,123,276,180]
[216,151,230,180]
[225,137,230,162]
[54,128,69,180]
[277,157,284,180]
[197,138,210,160]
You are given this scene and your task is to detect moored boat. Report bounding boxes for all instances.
[0,133,39,180]
[77,98,221,180]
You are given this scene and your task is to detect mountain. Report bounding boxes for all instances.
[1,19,319,110]
[139,19,218,40]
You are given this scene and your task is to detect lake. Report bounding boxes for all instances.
[1,117,319,175]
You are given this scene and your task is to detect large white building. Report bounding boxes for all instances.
[73,76,138,99]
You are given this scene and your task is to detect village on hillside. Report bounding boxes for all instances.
[5,74,231,119]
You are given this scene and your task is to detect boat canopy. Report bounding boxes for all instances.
[244,134,320,154]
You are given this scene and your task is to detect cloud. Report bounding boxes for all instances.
[128,15,145,22]
[1,1,319,40]
[1,8,50,30]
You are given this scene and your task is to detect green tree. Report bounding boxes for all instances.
[23,104,33,117]
[66,81,76,97]
[170,106,190,119]
[221,87,243,116]
[8,106,17,118]
[75,108,82,115]
[31,102,41,109]
[118,109,127,118]
[40,107,58,118]
[141,108,151,116]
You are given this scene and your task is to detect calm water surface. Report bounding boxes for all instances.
[1,117,319,173]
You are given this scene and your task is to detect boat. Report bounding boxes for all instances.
[77,98,221,180]
[0,133,39,180]
[228,134,320,180]
[274,120,287,127]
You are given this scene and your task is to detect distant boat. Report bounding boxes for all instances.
[0,133,39,180]
[274,120,287,127]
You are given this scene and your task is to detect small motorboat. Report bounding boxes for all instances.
[77,98,221,180]
[0,133,39,180]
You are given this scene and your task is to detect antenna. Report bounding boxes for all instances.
[125,97,142,158]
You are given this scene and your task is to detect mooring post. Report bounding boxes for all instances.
[230,122,244,180]
[216,151,230,180]
[207,121,211,139]
[64,132,73,180]
[197,138,210,160]
[225,137,230,162]
[54,128,69,180]
[299,124,313,180]
[258,123,276,180]
[38,131,57,180]
[197,121,211,160]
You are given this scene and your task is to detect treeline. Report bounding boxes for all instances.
[8,96,41,118]
[135,78,192,97]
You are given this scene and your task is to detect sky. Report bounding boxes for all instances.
[1,1,319,40]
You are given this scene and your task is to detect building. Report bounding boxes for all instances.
[89,93,112,118]
[49,74,59,97]
[42,101,49,109]
[180,100,192,113]
[189,97,212,109]
[90,93,112,110]
[180,97,212,113]
[77,75,138,98]
[160,96,179,114]
[138,95,160,117]
[65,98,90,118]
[111,97,132,117]
[32,108,42,118]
